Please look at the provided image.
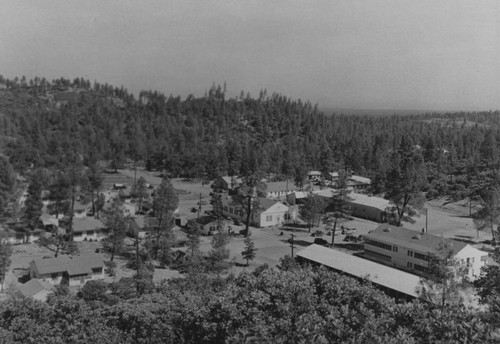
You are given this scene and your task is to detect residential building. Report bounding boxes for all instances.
[17,278,53,302]
[29,253,105,287]
[364,224,488,280]
[211,176,242,192]
[348,175,371,190]
[189,216,229,235]
[73,201,89,218]
[307,171,322,182]
[264,180,298,200]
[72,217,105,242]
[221,197,293,227]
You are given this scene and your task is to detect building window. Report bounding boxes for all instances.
[266,215,272,222]
[223,206,228,212]
[414,264,427,273]
[51,273,59,280]
[364,238,392,251]
[229,208,234,214]
[414,252,430,261]
[407,250,413,257]
[392,246,398,252]
[407,262,413,268]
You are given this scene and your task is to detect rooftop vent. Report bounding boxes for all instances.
[412,235,421,240]
[383,227,391,232]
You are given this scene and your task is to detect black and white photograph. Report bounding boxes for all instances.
[0,1,499,342]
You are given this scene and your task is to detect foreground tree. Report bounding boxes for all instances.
[241,235,257,266]
[0,239,12,291]
[385,137,427,226]
[102,199,128,262]
[207,231,231,276]
[232,174,266,237]
[323,170,352,246]
[300,192,326,232]
[473,186,500,244]
[22,173,44,232]
[417,241,469,307]
[150,178,178,260]
[0,155,15,217]
[130,176,149,213]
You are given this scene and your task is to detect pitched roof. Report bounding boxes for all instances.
[366,224,468,255]
[348,193,390,210]
[72,217,104,233]
[350,175,371,184]
[257,197,280,211]
[31,253,104,276]
[297,244,421,297]
[265,181,297,193]
[195,215,217,226]
[18,278,53,298]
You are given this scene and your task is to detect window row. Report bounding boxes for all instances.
[364,239,393,251]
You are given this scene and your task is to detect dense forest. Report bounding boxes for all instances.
[2,76,500,342]
[1,75,500,189]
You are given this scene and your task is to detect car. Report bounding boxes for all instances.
[233,219,242,226]
[313,238,329,246]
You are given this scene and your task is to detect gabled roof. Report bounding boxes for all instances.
[257,197,279,211]
[72,217,104,233]
[367,224,467,255]
[348,193,389,210]
[350,175,371,184]
[297,244,421,297]
[18,278,53,298]
[30,253,104,276]
[195,215,218,226]
[220,176,242,185]
[265,181,297,193]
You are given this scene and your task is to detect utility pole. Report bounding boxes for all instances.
[198,193,202,219]
[425,207,428,234]
[289,234,296,258]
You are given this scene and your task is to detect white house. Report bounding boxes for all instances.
[29,253,105,287]
[364,224,488,280]
[221,197,293,227]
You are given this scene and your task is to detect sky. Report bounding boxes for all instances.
[1,1,499,111]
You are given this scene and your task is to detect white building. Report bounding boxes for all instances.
[364,224,488,280]
[221,197,293,227]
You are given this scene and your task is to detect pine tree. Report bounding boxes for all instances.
[0,240,12,291]
[241,235,257,266]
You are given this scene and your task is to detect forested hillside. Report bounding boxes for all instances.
[1,75,500,191]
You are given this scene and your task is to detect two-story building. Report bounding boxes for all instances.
[364,224,488,280]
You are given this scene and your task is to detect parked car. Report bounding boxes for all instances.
[313,238,329,246]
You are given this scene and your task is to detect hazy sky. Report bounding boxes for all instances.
[1,1,499,111]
